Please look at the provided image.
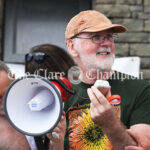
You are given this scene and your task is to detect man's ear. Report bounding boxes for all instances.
[12,73,15,80]
[10,73,15,81]
[67,39,79,58]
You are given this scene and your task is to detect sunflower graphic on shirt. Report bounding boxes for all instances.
[68,105,115,150]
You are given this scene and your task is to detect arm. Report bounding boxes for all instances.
[87,86,137,150]
[125,124,150,150]
[47,111,66,150]
[0,116,30,150]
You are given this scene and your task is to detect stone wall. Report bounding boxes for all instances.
[93,0,150,80]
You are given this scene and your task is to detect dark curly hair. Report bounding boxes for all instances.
[25,44,76,79]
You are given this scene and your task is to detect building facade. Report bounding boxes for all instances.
[0,0,150,80]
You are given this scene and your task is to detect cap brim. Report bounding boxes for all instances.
[83,24,127,33]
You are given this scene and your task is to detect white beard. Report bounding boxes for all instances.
[95,53,115,71]
[80,51,115,72]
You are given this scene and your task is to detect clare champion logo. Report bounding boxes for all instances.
[68,66,83,84]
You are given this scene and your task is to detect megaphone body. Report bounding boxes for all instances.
[4,75,73,136]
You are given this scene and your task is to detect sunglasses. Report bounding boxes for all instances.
[25,52,45,63]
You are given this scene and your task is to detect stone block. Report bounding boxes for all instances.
[95,0,142,4]
[140,69,150,80]
[130,44,150,56]
[122,0,142,4]
[141,58,150,69]
[144,0,150,5]
[144,20,150,31]
[94,0,117,4]
[132,12,138,18]
[118,32,148,43]
[112,19,143,31]
[136,12,150,19]
[115,43,129,56]
[144,6,150,12]
[95,4,131,17]
[148,33,150,42]
[0,0,3,7]
[130,5,143,12]
[0,0,3,14]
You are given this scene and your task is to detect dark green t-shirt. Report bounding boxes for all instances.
[64,71,150,150]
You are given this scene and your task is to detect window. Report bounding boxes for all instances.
[3,0,91,63]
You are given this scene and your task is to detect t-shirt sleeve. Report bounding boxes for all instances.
[129,85,150,126]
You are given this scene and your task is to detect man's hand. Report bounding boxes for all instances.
[87,86,116,128]
[125,124,150,150]
[47,111,66,150]
[87,86,137,150]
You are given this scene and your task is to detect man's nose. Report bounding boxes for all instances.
[100,37,112,46]
[104,36,112,42]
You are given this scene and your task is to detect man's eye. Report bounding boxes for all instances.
[92,35,100,40]
[108,34,112,37]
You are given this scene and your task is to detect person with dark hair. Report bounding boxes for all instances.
[25,44,76,150]
[64,10,150,150]
[25,44,75,79]
[0,61,30,150]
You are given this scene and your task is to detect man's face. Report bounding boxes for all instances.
[72,30,115,72]
[0,71,11,105]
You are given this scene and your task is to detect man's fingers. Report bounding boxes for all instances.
[91,86,109,105]
[125,146,143,150]
[87,88,100,106]
[105,87,111,98]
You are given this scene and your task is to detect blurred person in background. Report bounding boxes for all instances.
[0,60,30,150]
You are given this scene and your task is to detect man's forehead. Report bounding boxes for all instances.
[0,70,9,78]
[79,29,113,36]
[0,71,11,85]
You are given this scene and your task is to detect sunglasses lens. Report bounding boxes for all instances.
[25,52,45,63]
[34,53,45,62]
[26,54,33,62]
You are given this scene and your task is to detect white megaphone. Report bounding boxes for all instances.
[4,75,74,136]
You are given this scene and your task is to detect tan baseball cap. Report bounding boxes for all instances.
[65,10,127,41]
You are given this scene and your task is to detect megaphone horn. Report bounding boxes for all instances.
[4,75,73,136]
